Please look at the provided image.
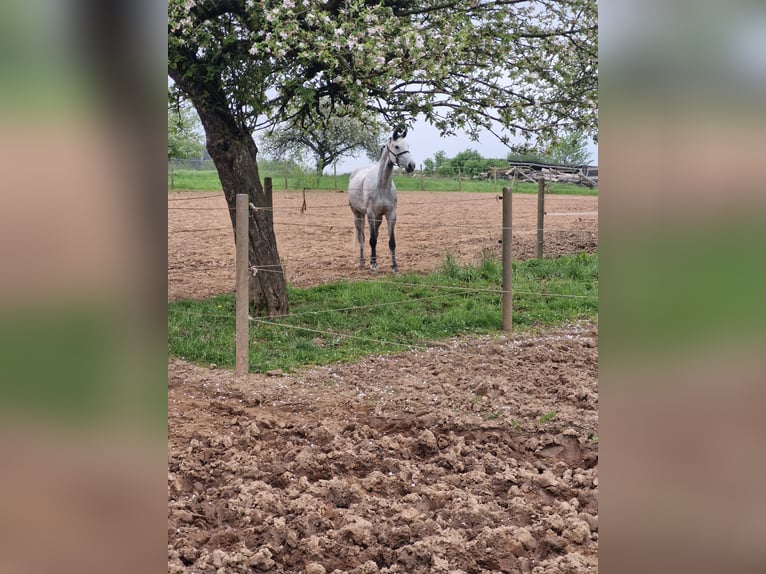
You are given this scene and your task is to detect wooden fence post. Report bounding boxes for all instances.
[235,193,249,376]
[502,186,513,331]
[537,176,545,259]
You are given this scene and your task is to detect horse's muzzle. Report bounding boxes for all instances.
[405,161,415,174]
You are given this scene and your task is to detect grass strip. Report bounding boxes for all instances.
[168,169,597,196]
[168,252,598,372]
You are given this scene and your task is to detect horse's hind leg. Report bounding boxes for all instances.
[353,211,365,268]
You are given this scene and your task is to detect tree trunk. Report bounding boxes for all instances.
[195,107,289,316]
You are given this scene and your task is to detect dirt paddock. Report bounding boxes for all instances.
[168,190,599,573]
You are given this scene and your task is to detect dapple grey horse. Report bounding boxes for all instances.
[348,130,416,272]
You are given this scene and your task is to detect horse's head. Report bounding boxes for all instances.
[388,129,416,173]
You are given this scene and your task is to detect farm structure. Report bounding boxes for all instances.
[168,189,599,573]
[483,163,598,189]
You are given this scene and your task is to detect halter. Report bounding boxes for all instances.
[387,142,410,167]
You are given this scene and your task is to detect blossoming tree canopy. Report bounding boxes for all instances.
[169,0,596,138]
[168,0,597,315]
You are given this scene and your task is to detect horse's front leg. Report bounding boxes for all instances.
[388,212,398,273]
[367,213,381,272]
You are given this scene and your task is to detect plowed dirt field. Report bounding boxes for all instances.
[168,190,599,573]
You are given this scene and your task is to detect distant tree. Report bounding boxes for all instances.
[260,103,385,176]
[508,133,592,166]
[506,142,550,164]
[447,149,485,177]
[433,151,448,168]
[168,98,204,161]
[168,97,205,188]
[431,151,450,175]
[543,133,592,166]
[424,149,506,177]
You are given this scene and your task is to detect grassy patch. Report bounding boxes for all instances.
[168,169,597,196]
[168,252,598,372]
[538,410,558,424]
[169,169,222,191]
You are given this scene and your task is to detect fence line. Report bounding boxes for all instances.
[167,217,598,234]
[171,294,595,372]
[273,193,595,208]
[168,220,598,234]
[168,206,234,211]
[168,193,223,202]
[170,182,597,366]
[366,279,597,300]
[170,263,599,301]
[171,227,232,233]
[171,296,595,371]
[172,284,597,360]
[249,318,428,351]
[168,272,597,300]
[167,190,590,205]
[272,293,456,319]
[168,158,597,186]
[545,211,598,217]
[168,195,502,211]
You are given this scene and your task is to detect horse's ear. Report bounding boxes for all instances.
[392,130,400,140]
[401,128,407,138]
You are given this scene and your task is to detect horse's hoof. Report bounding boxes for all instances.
[392,267,399,274]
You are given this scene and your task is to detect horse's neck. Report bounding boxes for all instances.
[376,147,394,192]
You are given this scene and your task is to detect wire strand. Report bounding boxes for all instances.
[168,193,223,202]
[170,227,231,233]
[249,318,428,350]
[265,292,459,319]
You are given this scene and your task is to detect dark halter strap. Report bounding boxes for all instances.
[387,143,409,166]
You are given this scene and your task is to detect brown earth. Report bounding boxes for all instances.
[168,189,599,573]
[168,190,598,300]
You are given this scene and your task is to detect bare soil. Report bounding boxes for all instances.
[168,189,599,573]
